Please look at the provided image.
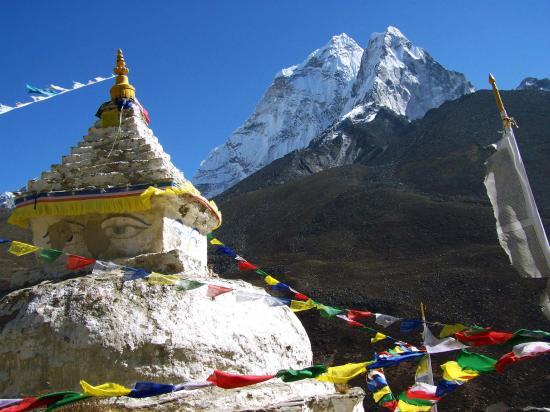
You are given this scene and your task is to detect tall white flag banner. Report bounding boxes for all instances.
[484,125,550,278]
[486,74,550,322]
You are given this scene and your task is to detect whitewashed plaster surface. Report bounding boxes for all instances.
[0,272,326,396]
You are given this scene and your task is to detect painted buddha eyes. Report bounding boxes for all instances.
[101,216,151,239]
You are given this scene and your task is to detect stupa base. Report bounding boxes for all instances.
[77,383,365,412]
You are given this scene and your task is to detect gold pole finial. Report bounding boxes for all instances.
[489,73,517,128]
[110,49,135,101]
[489,73,506,117]
[114,49,129,76]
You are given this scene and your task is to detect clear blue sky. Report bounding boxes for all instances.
[0,0,548,193]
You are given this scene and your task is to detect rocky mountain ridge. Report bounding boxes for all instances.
[194,26,474,197]
[209,89,550,409]
[517,77,550,91]
[218,89,550,213]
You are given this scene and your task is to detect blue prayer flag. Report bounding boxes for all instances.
[270,282,291,291]
[129,382,175,398]
[368,351,425,369]
[26,84,59,97]
[435,380,461,397]
[400,319,423,333]
[0,238,12,244]
[122,267,150,281]
[217,245,237,258]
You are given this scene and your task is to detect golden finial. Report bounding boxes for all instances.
[489,73,518,129]
[110,49,135,101]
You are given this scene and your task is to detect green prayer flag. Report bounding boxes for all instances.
[176,279,204,291]
[398,392,434,407]
[39,248,63,263]
[276,365,327,382]
[36,391,90,411]
[207,233,214,240]
[508,329,550,344]
[37,391,80,401]
[311,300,344,318]
[380,393,396,404]
[255,269,269,277]
[46,393,90,411]
[318,305,345,318]
[456,350,497,373]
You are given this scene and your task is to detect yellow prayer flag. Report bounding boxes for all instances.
[210,238,224,246]
[441,361,479,382]
[80,380,132,397]
[439,323,467,338]
[392,346,405,354]
[290,299,316,312]
[373,385,392,402]
[415,356,429,382]
[371,332,387,343]
[316,361,371,383]
[264,275,279,286]
[146,272,180,285]
[397,400,433,412]
[8,241,39,256]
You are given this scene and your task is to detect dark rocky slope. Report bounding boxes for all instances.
[211,90,550,410]
[219,90,550,215]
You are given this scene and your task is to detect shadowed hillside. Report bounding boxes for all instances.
[211,90,550,410]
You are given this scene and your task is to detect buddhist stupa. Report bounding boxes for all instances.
[8,49,221,275]
[0,50,364,410]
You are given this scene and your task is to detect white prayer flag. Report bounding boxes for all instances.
[512,341,550,358]
[422,325,468,354]
[50,84,69,92]
[375,313,401,328]
[484,126,550,278]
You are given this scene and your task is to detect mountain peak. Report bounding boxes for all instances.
[194,28,473,197]
[385,25,405,36]
[277,33,362,79]
[195,34,364,197]
[370,25,406,40]
[367,25,423,61]
[517,77,550,91]
[345,26,472,120]
[329,32,355,46]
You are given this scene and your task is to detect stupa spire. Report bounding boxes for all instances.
[110,49,135,101]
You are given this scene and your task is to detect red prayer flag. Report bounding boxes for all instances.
[495,351,548,373]
[381,399,398,411]
[345,318,366,328]
[206,284,233,299]
[347,309,374,321]
[455,329,513,346]
[141,106,150,124]
[238,261,257,271]
[1,397,51,412]
[495,352,518,373]
[206,370,275,389]
[293,292,310,301]
[66,255,96,270]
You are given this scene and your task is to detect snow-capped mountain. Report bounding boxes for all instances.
[0,192,15,209]
[343,26,474,121]
[194,27,474,197]
[517,77,550,91]
[194,34,363,197]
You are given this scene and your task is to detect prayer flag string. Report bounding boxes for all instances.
[0,76,115,117]
[0,236,548,351]
[0,347,547,411]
